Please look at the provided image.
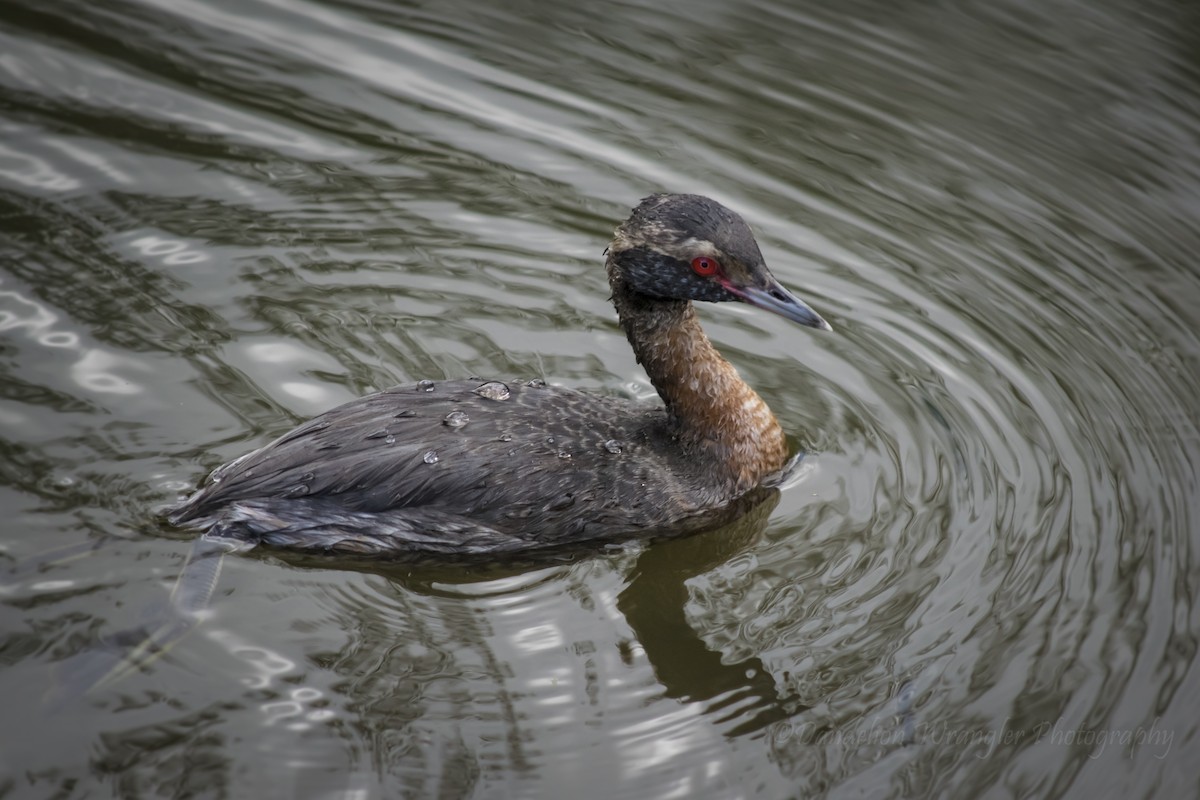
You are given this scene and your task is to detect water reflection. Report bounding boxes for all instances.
[294,492,801,797]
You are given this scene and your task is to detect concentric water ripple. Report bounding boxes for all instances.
[1,0,1197,797]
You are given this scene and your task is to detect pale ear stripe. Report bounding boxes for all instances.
[676,237,724,260]
[610,238,723,262]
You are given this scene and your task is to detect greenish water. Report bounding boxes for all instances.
[1,0,1197,797]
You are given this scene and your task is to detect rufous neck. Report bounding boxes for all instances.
[608,275,788,491]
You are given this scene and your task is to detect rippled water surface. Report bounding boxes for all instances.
[2,0,1198,797]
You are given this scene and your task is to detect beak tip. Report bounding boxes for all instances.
[725,278,833,333]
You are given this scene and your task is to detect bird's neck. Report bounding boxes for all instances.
[609,277,788,492]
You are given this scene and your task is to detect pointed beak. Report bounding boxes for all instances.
[721,276,833,332]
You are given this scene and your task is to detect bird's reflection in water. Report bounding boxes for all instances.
[616,488,803,736]
[38,480,811,746]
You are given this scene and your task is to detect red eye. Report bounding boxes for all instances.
[691,256,719,276]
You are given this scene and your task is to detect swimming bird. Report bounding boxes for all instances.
[168,194,831,555]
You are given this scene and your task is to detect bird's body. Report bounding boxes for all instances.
[169,194,831,555]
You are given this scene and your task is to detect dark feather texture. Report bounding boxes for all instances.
[170,380,722,553]
[168,194,830,555]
